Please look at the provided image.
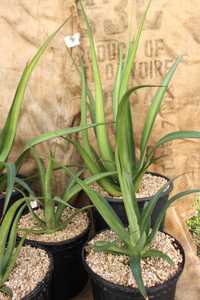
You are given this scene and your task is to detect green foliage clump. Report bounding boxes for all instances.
[21,148,112,234]
[0,200,26,298]
[187,197,200,252]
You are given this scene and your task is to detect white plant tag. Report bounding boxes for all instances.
[30,200,38,209]
[64,33,80,48]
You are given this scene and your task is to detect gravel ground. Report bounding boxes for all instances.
[85,230,182,288]
[0,246,50,300]
[18,207,89,243]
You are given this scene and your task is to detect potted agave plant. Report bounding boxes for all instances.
[17,147,113,300]
[73,0,200,231]
[187,196,200,257]
[0,199,53,300]
[72,108,200,300]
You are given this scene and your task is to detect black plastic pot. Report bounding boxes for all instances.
[94,172,173,232]
[83,233,185,300]
[23,222,91,300]
[22,247,53,300]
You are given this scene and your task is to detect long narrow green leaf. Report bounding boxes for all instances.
[126,103,137,172]
[2,163,16,216]
[21,196,45,226]
[16,123,102,168]
[140,180,171,234]
[44,153,53,203]
[14,177,35,198]
[115,86,159,240]
[147,189,200,244]
[55,168,84,221]
[0,17,70,164]
[3,235,26,285]
[30,149,45,195]
[79,1,114,170]
[112,46,123,121]
[87,88,97,140]
[140,57,181,157]
[80,63,99,163]
[134,231,147,254]
[0,199,25,266]
[142,249,173,265]
[43,153,56,229]
[87,85,96,125]
[115,150,141,245]
[69,139,121,196]
[62,169,83,200]
[55,170,119,222]
[155,131,200,149]
[116,85,156,178]
[55,202,93,229]
[63,171,117,203]
[93,240,129,256]
[133,150,168,191]
[83,189,130,244]
[19,227,50,235]
[67,168,130,244]
[117,85,161,179]
[2,204,26,275]
[129,256,147,299]
[133,167,148,193]
[119,0,152,99]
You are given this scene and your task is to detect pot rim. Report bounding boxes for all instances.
[82,231,185,296]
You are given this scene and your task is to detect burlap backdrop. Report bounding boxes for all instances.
[0,1,200,298]
[0,0,200,251]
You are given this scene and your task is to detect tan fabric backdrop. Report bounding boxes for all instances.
[0,1,200,298]
[0,0,200,247]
